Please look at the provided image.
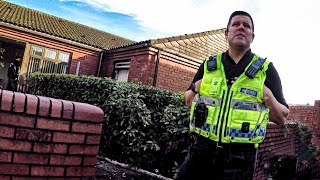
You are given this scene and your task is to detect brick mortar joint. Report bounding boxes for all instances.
[1,90,104,122]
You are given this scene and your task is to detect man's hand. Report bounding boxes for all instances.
[185,80,202,108]
[194,80,201,92]
[263,85,290,125]
[263,85,274,108]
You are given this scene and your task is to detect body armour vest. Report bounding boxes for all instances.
[189,53,270,147]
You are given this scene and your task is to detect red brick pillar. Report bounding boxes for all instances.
[314,100,320,149]
[0,90,104,179]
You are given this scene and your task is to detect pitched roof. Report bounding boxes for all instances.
[0,1,135,50]
[110,28,228,65]
[150,28,228,62]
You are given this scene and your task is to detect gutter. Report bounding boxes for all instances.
[153,49,161,87]
[96,51,104,77]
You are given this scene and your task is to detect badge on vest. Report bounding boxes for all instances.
[239,88,258,98]
[209,78,221,96]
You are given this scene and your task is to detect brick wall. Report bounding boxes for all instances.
[101,47,155,84]
[103,46,200,92]
[288,100,320,149]
[69,52,101,76]
[0,90,104,179]
[156,54,198,92]
[254,123,297,179]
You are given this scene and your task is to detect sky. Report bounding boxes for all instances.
[5,0,320,105]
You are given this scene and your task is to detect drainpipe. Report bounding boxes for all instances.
[76,61,81,76]
[153,49,161,87]
[96,51,104,77]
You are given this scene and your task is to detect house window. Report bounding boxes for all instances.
[26,45,70,77]
[114,61,130,82]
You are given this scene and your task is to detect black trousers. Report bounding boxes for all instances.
[175,135,256,180]
[7,77,17,91]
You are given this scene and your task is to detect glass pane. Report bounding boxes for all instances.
[45,49,57,60]
[27,57,40,77]
[31,46,43,56]
[41,60,56,73]
[115,69,129,82]
[28,46,69,76]
[59,52,70,63]
[56,63,68,74]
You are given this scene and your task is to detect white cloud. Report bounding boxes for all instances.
[59,0,320,104]
[253,0,320,105]
[60,0,260,36]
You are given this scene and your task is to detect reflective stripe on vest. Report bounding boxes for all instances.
[189,53,270,146]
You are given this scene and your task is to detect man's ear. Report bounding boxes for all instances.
[252,33,255,40]
[225,30,228,40]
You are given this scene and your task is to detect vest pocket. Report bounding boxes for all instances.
[206,105,219,139]
[231,109,261,124]
[227,109,262,142]
[190,101,219,139]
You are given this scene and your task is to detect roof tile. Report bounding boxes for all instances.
[0,1,135,49]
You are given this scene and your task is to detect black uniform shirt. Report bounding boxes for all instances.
[188,49,288,108]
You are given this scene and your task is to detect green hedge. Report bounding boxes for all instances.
[28,73,192,178]
[296,122,317,161]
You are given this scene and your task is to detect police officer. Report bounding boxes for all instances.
[175,11,290,180]
[7,54,21,91]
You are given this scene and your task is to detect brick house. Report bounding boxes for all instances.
[102,30,228,92]
[0,1,134,90]
[0,1,228,92]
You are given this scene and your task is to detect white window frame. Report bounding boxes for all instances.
[114,61,130,82]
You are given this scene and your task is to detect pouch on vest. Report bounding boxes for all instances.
[194,102,208,127]
[207,55,217,71]
[245,57,266,78]
[241,122,250,133]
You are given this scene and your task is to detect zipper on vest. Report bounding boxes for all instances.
[218,88,233,144]
[223,91,233,137]
[215,90,226,135]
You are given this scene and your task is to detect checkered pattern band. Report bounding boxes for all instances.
[190,121,212,133]
[201,123,210,132]
[227,128,265,138]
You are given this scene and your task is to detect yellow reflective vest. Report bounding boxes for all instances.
[189,53,270,147]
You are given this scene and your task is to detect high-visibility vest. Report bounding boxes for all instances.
[189,53,270,147]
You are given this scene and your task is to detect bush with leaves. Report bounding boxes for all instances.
[295,121,318,179]
[268,154,297,180]
[28,73,192,178]
[296,122,317,161]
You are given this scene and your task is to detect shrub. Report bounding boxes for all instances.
[268,155,297,180]
[28,73,192,178]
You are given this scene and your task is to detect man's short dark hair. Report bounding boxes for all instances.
[227,11,254,32]
[15,53,21,59]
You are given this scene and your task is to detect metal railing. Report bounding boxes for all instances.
[26,57,68,77]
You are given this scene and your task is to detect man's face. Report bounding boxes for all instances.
[225,15,254,50]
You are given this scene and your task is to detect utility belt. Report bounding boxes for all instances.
[194,134,256,150]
